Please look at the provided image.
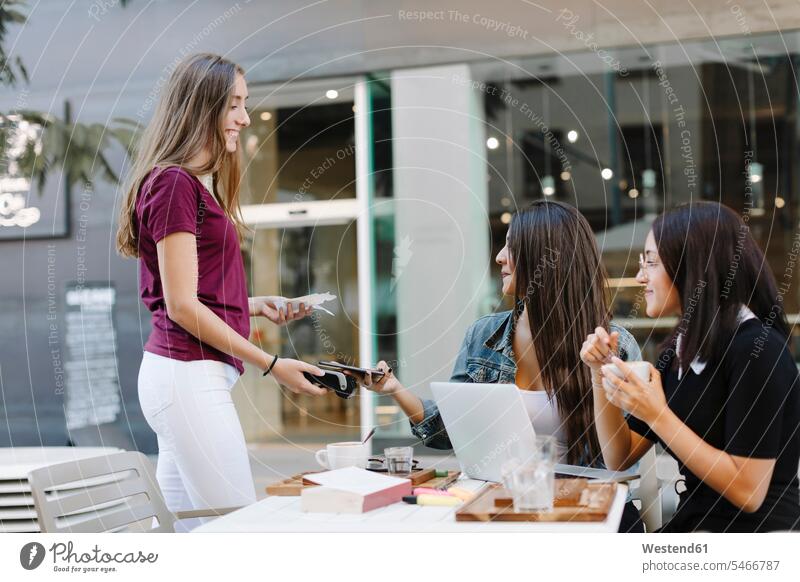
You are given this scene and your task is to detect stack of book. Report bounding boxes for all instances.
[301,467,413,513]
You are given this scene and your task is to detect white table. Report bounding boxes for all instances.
[194,478,628,533]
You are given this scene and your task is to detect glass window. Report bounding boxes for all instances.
[474,31,800,359]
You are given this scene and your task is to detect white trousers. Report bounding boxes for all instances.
[138,351,257,532]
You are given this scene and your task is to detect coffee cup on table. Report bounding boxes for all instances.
[601,361,650,391]
[315,441,369,470]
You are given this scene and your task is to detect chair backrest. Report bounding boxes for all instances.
[28,451,175,533]
[635,446,662,532]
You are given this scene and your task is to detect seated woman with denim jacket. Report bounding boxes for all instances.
[355,201,644,531]
[410,312,639,456]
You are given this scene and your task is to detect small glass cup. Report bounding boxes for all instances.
[504,436,557,512]
[384,446,414,476]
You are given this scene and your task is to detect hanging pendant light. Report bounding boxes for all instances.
[541,88,555,197]
[641,69,658,216]
[747,65,765,216]
[542,175,556,196]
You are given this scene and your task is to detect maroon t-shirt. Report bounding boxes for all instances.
[135,166,250,375]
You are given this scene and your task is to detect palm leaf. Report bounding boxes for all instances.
[0,1,30,87]
[0,1,139,191]
[3,110,143,194]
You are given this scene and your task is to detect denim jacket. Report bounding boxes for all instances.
[410,310,642,468]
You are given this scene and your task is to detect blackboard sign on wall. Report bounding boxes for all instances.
[64,283,121,430]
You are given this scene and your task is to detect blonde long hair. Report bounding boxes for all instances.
[116,53,246,257]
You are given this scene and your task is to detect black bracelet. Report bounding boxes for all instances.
[262,354,279,376]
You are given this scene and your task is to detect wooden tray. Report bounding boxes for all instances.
[265,469,460,497]
[455,479,616,522]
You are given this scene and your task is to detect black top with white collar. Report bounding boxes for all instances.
[628,318,800,532]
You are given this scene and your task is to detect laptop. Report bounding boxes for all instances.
[430,382,537,482]
[431,381,641,483]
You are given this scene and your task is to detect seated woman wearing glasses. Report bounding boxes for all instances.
[356,200,644,532]
[582,202,800,532]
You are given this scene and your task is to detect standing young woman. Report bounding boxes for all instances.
[582,202,800,532]
[116,53,327,529]
[355,201,645,531]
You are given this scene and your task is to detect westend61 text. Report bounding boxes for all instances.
[642,543,708,554]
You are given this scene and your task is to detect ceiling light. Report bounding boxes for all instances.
[542,176,556,196]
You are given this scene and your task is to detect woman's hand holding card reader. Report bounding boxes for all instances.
[302,369,357,399]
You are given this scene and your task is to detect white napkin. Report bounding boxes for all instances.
[271,292,337,316]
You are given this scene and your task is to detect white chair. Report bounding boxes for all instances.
[0,446,121,533]
[628,446,682,532]
[28,451,242,533]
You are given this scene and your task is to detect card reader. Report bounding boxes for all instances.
[303,370,357,399]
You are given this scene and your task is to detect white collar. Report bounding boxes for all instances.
[737,304,758,323]
[676,305,757,380]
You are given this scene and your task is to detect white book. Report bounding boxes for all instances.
[301,467,412,514]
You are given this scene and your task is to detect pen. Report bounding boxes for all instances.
[434,472,460,490]
[402,494,462,507]
[446,487,475,502]
[412,487,453,496]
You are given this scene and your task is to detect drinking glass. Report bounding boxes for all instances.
[503,436,557,512]
[384,446,414,476]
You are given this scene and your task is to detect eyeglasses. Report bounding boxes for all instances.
[638,253,661,276]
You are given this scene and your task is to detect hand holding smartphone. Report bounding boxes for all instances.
[318,361,386,382]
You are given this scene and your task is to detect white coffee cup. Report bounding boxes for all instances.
[601,361,650,390]
[315,441,368,470]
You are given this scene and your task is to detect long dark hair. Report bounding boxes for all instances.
[652,201,790,371]
[509,200,609,465]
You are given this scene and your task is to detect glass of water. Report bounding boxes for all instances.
[384,446,414,476]
[505,436,557,512]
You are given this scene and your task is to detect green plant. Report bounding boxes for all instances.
[1,0,139,194]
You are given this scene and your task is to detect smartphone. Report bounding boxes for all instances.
[302,370,357,399]
[317,361,386,380]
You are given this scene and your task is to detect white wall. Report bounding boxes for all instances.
[391,64,492,403]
